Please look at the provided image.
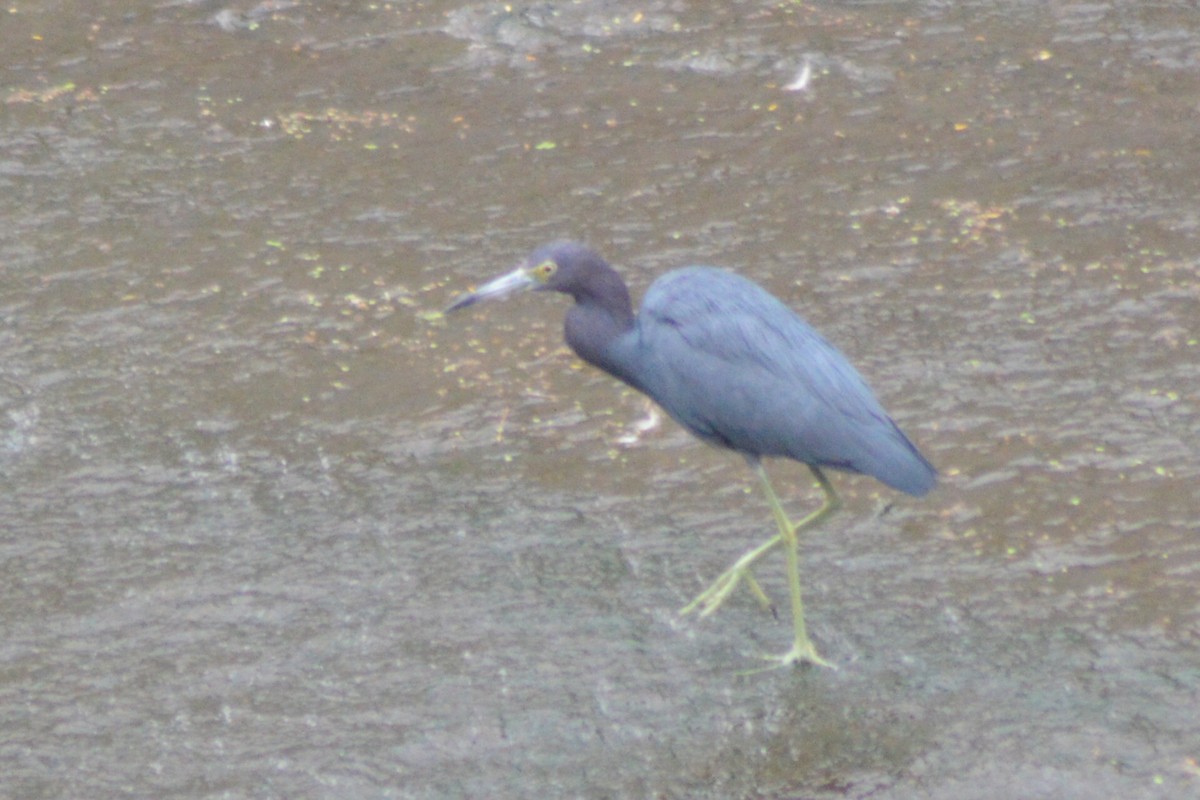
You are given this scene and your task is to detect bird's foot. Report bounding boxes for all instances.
[680,563,771,618]
[739,639,838,675]
[679,571,737,618]
[679,537,782,618]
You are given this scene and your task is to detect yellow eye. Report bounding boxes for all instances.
[532,259,557,283]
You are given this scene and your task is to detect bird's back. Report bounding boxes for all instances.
[625,267,935,496]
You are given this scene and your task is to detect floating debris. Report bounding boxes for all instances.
[783,60,813,92]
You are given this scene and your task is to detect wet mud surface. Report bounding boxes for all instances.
[2,2,1198,798]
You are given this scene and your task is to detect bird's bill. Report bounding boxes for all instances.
[445,266,537,313]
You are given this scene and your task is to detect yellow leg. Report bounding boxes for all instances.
[680,464,841,669]
[752,464,839,669]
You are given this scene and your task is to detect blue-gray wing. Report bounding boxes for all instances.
[632,267,934,495]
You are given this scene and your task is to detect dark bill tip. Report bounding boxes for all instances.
[445,293,479,314]
[444,266,537,315]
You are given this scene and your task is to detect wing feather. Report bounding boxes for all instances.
[631,267,933,493]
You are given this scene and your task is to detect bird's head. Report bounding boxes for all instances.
[446,241,615,312]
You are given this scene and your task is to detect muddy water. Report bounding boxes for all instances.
[2,2,1197,798]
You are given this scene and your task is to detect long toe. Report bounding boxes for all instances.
[679,567,747,617]
[682,564,781,619]
[745,639,838,673]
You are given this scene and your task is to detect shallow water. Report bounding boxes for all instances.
[2,1,1198,798]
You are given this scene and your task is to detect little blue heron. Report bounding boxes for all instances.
[447,241,935,669]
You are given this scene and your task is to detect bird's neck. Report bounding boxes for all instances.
[564,296,637,382]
